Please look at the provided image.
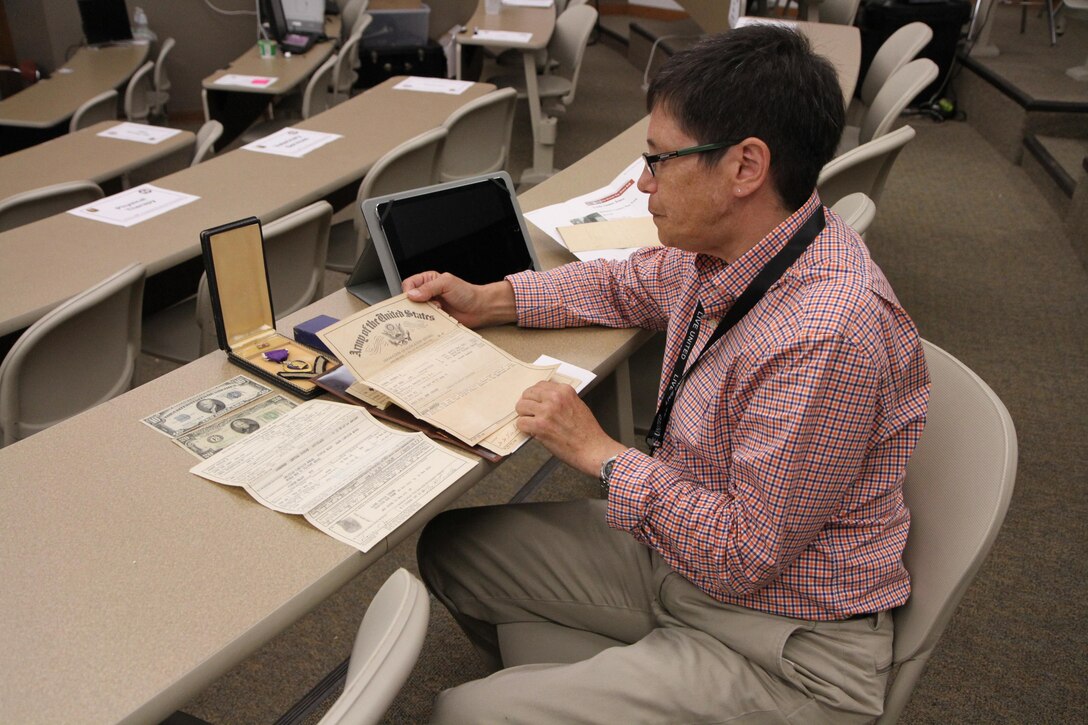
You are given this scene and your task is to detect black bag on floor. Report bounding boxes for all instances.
[356,40,447,89]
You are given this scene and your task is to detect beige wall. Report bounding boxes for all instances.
[4,0,260,115]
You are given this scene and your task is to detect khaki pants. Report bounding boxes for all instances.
[418,499,892,724]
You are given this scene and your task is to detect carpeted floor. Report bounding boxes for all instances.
[161,16,1088,725]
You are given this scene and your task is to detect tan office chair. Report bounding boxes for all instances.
[0,262,145,447]
[819,124,916,207]
[436,88,517,182]
[494,340,1017,725]
[876,338,1017,722]
[150,37,176,119]
[829,191,876,238]
[0,180,104,233]
[240,55,338,142]
[838,58,937,153]
[332,14,373,105]
[340,0,371,44]
[316,569,430,725]
[858,23,933,110]
[488,5,598,114]
[124,60,155,123]
[191,120,224,166]
[69,89,118,132]
[326,127,448,273]
[142,201,334,363]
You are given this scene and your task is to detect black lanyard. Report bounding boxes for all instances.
[646,207,826,454]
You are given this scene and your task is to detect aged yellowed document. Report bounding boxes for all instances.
[318,296,556,448]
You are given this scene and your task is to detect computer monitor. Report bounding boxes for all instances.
[77,0,133,46]
[281,0,325,34]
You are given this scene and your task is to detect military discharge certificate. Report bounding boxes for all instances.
[319,296,556,448]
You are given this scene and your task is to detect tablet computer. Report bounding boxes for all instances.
[347,172,542,304]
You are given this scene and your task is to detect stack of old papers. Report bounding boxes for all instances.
[317,296,559,457]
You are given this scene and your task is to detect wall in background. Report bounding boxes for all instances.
[5,0,259,116]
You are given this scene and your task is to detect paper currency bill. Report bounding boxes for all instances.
[175,394,298,459]
[141,376,272,438]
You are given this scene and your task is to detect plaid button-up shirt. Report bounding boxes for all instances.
[508,193,930,620]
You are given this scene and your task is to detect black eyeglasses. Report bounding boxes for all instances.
[642,141,738,177]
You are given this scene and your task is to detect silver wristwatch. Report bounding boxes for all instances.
[599,454,619,498]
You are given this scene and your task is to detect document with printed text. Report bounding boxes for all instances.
[524,156,653,261]
[191,400,477,552]
[67,183,200,227]
[241,127,342,158]
[394,76,474,94]
[318,296,557,450]
[97,122,183,144]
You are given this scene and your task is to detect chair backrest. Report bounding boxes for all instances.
[317,568,430,725]
[302,55,339,119]
[0,262,145,447]
[333,15,372,102]
[861,22,933,108]
[818,124,915,207]
[340,0,370,43]
[547,4,598,106]
[191,120,224,166]
[437,87,517,182]
[860,58,938,146]
[262,200,334,318]
[0,180,104,233]
[877,339,1017,723]
[818,0,863,25]
[69,89,118,132]
[151,37,176,116]
[828,191,876,238]
[342,127,447,273]
[124,60,155,122]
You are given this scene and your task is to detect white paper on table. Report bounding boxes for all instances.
[97,122,183,144]
[241,127,343,157]
[503,0,553,7]
[470,29,533,44]
[213,73,279,88]
[67,183,200,228]
[191,400,477,553]
[534,355,595,393]
[524,156,653,261]
[394,76,473,94]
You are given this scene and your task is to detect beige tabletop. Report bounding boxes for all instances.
[202,39,337,96]
[0,121,195,200]
[456,0,557,184]
[0,77,495,338]
[0,43,150,128]
[0,115,652,724]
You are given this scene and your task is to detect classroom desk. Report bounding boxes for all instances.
[0,77,495,339]
[0,42,150,154]
[202,20,341,149]
[455,1,557,184]
[0,115,651,724]
[0,121,195,200]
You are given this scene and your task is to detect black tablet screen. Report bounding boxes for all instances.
[375,178,535,286]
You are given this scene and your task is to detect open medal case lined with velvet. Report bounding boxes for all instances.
[200,216,338,399]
